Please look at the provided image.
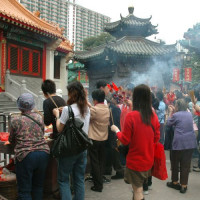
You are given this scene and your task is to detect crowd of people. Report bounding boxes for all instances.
[8,79,200,200]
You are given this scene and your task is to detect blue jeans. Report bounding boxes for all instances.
[58,151,87,200]
[16,151,49,200]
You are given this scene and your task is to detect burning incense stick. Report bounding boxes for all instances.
[163,88,166,94]
[110,108,114,125]
[189,90,195,104]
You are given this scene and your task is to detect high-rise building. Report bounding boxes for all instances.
[19,0,110,50]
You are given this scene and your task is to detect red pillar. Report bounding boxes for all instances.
[42,44,46,81]
[1,31,6,90]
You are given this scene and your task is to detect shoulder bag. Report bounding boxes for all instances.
[22,113,44,132]
[51,105,93,158]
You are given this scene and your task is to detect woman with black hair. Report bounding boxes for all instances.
[111,84,160,200]
[53,81,90,200]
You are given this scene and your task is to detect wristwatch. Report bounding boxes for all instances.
[55,117,59,120]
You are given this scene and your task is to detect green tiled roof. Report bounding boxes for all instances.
[108,37,175,55]
[75,44,106,60]
[104,14,158,37]
[105,15,152,30]
[75,36,175,61]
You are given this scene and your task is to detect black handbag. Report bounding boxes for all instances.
[51,105,93,158]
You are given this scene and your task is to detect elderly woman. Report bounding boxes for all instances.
[111,84,160,200]
[166,99,197,194]
[9,93,50,200]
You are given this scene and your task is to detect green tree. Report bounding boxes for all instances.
[181,23,200,85]
[82,32,115,50]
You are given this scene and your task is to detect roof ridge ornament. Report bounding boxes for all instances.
[128,6,134,15]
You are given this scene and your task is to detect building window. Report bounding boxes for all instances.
[8,44,20,73]
[54,56,61,79]
[8,43,41,77]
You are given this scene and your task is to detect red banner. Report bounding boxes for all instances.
[173,68,180,82]
[185,68,192,82]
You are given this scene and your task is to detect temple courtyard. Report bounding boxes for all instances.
[44,151,200,200]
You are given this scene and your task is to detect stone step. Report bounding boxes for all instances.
[0,93,17,114]
[0,107,19,113]
[0,102,16,106]
[0,95,11,101]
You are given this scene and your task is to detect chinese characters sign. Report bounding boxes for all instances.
[184,68,192,82]
[173,68,180,82]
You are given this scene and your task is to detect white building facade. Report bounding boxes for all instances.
[19,0,111,50]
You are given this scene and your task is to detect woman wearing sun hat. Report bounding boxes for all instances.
[9,93,50,200]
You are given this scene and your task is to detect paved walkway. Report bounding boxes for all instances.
[85,151,200,200]
[44,151,200,200]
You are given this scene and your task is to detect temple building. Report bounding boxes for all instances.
[75,6,176,93]
[181,23,200,53]
[0,0,73,104]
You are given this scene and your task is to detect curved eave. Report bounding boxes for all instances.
[108,36,175,56]
[104,20,120,31]
[0,0,65,39]
[0,13,65,39]
[75,45,106,61]
[56,41,73,53]
[104,14,154,32]
[56,47,72,54]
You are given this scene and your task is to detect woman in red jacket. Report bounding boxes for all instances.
[111,84,160,200]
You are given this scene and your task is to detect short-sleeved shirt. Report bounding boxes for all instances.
[60,104,90,134]
[9,112,50,162]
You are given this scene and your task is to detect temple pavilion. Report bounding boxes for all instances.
[75,6,176,93]
[0,0,73,98]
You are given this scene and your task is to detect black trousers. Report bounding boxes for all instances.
[111,148,124,174]
[143,176,152,191]
[105,145,124,175]
[89,140,106,189]
[171,149,194,185]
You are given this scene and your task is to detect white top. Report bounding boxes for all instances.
[60,103,90,134]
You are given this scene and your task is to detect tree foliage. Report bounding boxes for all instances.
[82,32,115,50]
[181,23,200,85]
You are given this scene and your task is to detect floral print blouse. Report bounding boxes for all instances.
[9,112,50,162]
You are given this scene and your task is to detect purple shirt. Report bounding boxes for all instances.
[167,111,197,150]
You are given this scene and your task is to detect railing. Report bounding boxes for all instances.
[0,114,6,132]
[5,70,44,110]
[0,113,10,166]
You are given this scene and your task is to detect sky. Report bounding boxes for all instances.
[76,0,200,44]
